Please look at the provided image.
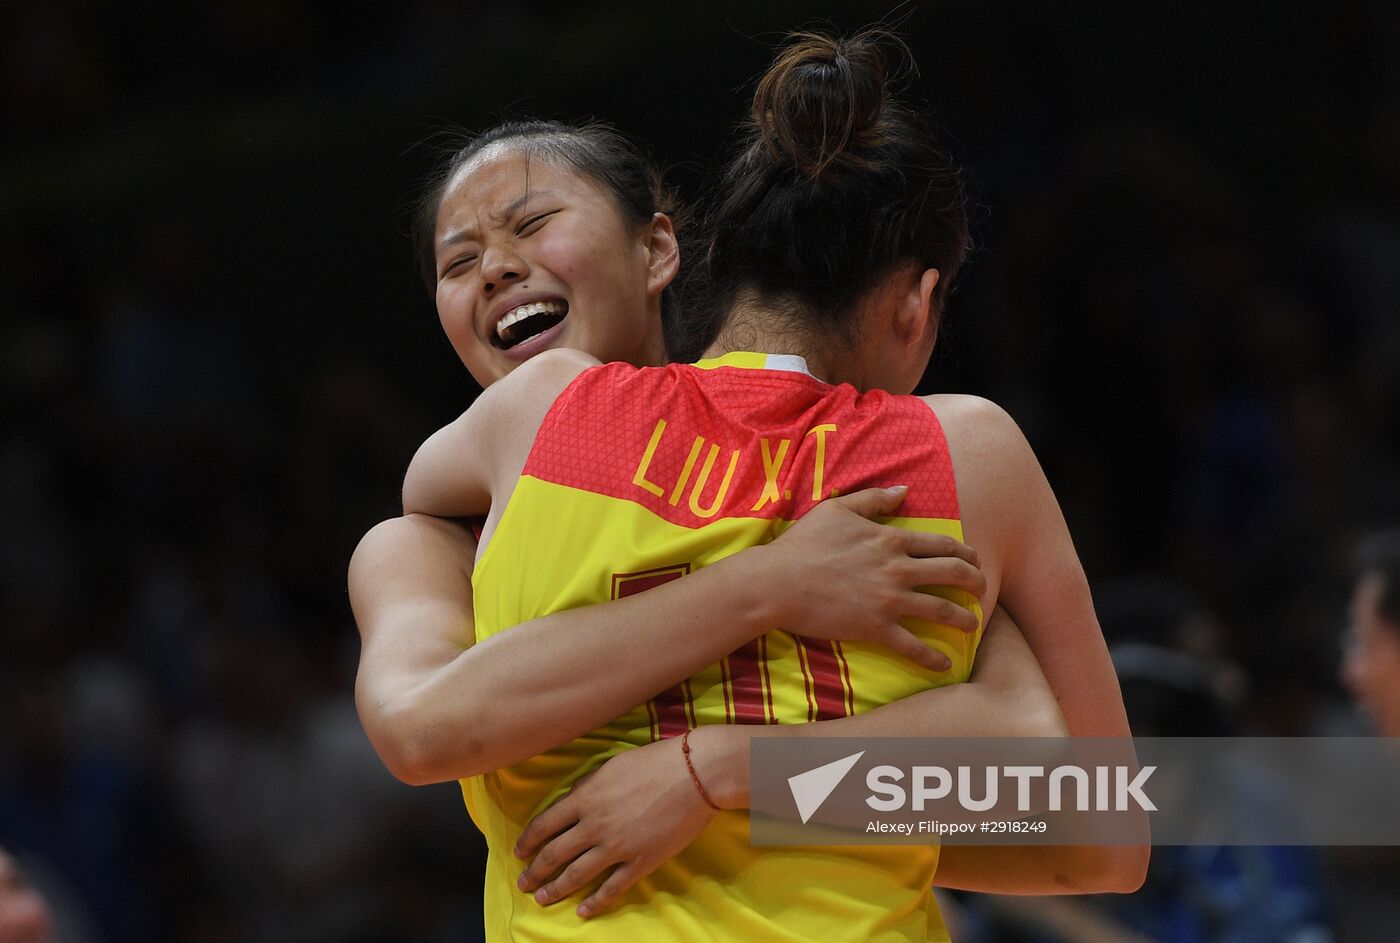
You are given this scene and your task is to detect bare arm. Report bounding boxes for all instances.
[396,351,590,522]
[930,396,1147,893]
[351,487,985,784]
[517,635,1137,911]
[359,349,992,783]
[364,363,1136,901]
[512,609,1074,913]
[513,399,1147,910]
[940,395,1130,740]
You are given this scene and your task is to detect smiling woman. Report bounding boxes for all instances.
[350,112,1043,935]
[413,121,680,383]
[360,25,1146,943]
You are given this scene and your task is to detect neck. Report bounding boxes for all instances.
[701,292,859,385]
[637,331,667,368]
[632,306,668,367]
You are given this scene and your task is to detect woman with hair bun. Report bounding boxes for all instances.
[354,115,1008,784]
[399,26,1145,940]
[353,107,1070,933]
[353,117,1043,774]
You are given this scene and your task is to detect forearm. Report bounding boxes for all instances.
[947,617,1145,891]
[384,546,788,783]
[361,487,991,786]
[689,617,1144,894]
[696,612,1067,807]
[355,515,778,784]
[932,607,1147,894]
[693,707,1142,894]
[931,625,1148,892]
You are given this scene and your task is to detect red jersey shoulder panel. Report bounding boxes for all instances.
[522,361,959,528]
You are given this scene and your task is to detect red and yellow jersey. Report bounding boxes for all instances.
[465,351,982,942]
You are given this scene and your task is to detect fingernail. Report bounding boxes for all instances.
[577,904,592,918]
[887,485,908,494]
[535,888,550,904]
[517,875,529,890]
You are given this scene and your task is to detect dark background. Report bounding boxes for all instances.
[3,1,1399,941]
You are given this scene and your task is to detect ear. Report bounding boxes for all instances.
[644,212,681,296]
[892,267,941,347]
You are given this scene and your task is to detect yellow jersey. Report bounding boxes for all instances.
[466,352,982,941]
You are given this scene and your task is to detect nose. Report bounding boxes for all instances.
[481,244,528,294]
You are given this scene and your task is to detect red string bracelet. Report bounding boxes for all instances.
[680,728,721,811]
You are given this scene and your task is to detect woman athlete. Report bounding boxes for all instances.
[349,120,1065,886]
[392,27,1145,941]
[351,129,1061,780]
[350,123,1045,780]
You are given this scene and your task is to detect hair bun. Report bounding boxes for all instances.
[751,29,899,180]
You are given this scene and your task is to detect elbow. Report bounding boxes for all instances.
[365,714,444,786]
[1072,844,1150,894]
[360,698,485,786]
[1116,843,1151,893]
[380,740,452,788]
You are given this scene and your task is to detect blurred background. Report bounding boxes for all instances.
[2,1,1398,941]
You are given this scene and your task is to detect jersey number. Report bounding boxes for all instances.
[612,564,857,738]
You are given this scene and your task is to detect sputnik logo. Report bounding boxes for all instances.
[787,751,865,824]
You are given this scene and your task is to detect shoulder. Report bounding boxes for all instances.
[513,346,604,382]
[475,348,604,423]
[919,394,1042,551]
[920,394,1033,468]
[446,348,605,456]
[921,393,1019,431]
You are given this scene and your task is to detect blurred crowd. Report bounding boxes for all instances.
[2,2,1399,942]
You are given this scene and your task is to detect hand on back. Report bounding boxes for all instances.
[756,486,986,672]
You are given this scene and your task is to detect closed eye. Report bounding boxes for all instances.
[516,210,558,236]
[442,254,478,277]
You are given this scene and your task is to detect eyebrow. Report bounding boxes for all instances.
[436,189,558,257]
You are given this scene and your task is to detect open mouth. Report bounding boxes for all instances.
[492,300,569,350]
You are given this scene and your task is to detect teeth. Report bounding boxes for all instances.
[496,301,565,338]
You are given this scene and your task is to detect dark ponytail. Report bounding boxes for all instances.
[676,28,969,361]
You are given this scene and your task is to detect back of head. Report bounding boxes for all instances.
[677,28,969,360]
